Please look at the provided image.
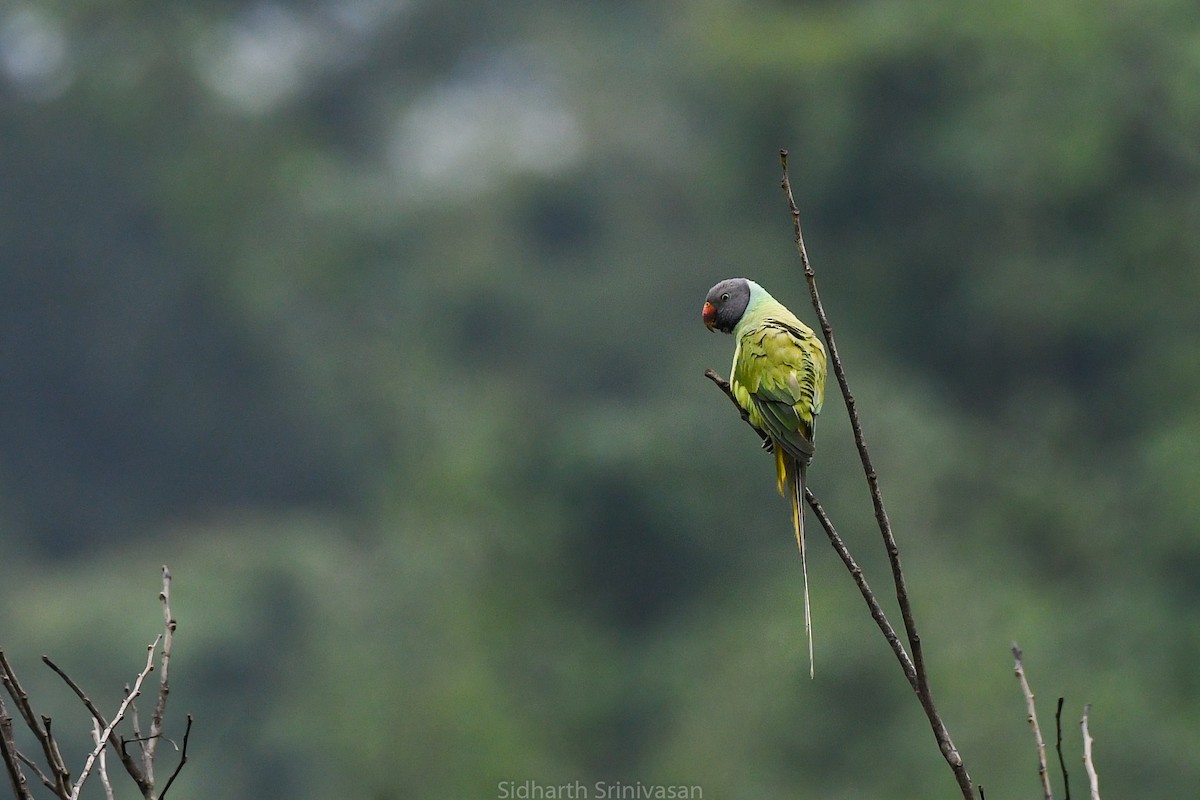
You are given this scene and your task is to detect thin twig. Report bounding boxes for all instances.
[703,369,773,449]
[145,565,175,782]
[42,658,108,729]
[1055,696,1071,800]
[16,749,58,796]
[157,715,192,800]
[1081,704,1100,800]
[1012,643,1052,800]
[69,635,160,800]
[777,150,973,798]
[127,682,146,760]
[91,718,115,800]
[41,717,70,796]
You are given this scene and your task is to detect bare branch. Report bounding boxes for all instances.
[776,150,974,798]
[0,701,35,800]
[70,635,160,800]
[1055,697,1071,800]
[1081,704,1101,800]
[144,565,176,782]
[2,568,192,800]
[2,653,71,797]
[127,682,146,760]
[2,654,71,798]
[91,718,115,800]
[42,657,105,727]
[16,749,58,796]
[41,718,71,796]
[157,715,192,800]
[803,489,918,689]
[44,656,152,795]
[1011,643,1052,800]
[703,369,774,450]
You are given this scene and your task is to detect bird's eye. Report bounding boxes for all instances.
[720,293,730,302]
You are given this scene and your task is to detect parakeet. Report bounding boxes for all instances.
[703,277,827,677]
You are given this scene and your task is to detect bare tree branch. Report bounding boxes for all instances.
[41,718,69,796]
[90,719,115,800]
[144,565,175,783]
[1081,704,1101,800]
[1055,697,1072,800]
[0,700,34,800]
[157,715,192,800]
[15,749,58,796]
[1012,643,1053,800]
[777,150,974,798]
[70,635,160,800]
[126,681,146,760]
[703,369,774,451]
[803,489,918,688]
[43,655,153,796]
[1,569,193,800]
[1,653,70,797]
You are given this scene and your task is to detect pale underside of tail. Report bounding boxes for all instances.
[774,445,813,679]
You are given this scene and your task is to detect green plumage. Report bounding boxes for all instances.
[730,310,825,466]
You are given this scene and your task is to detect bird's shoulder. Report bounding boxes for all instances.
[739,314,822,368]
[734,313,825,411]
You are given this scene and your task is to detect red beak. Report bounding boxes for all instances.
[702,301,717,331]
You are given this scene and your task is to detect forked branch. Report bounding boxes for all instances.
[69,637,159,800]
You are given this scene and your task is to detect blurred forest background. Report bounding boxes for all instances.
[1,1,1198,798]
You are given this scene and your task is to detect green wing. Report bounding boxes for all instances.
[732,318,826,464]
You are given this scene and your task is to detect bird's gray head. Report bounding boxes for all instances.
[702,277,752,334]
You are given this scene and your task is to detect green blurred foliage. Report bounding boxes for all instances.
[1,0,1198,798]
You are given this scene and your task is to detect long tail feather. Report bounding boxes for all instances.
[774,445,814,678]
[791,462,813,679]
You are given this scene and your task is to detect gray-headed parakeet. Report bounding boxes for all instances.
[703,277,827,677]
